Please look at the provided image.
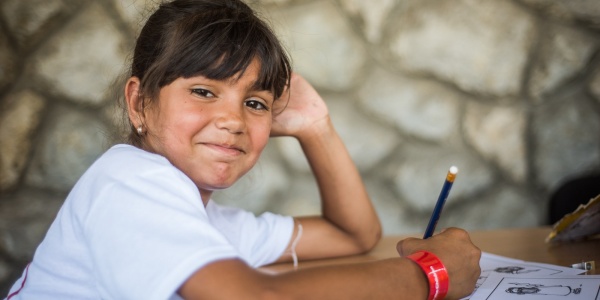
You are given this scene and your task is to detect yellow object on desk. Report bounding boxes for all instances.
[546,194,600,244]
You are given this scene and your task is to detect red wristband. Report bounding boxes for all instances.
[406,251,449,300]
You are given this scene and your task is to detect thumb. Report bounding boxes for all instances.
[396,237,422,257]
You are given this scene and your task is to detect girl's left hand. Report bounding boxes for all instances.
[271,73,329,139]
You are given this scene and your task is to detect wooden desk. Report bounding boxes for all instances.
[262,226,599,275]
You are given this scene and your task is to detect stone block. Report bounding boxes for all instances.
[0,0,68,47]
[518,0,600,29]
[338,0,396,43]
[0,32,17,92]
[25,105,110,191]
[464,102,527,182]
[440,184,543,230]
[389,0,535,97]
[588,65,600,102]
[532,93,600,189]
[274,174,321,217]
[328,94,399,171]
[31,2,129,106]
[393,145,493,213]
[270,1,367,91]
[0,90,46,191]
[358,68,461,142]
[0,189,65,260]
[112,0,159,34]
[529,24,596,101]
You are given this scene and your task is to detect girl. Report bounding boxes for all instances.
[6,0,480,299]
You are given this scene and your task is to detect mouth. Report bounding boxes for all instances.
[202,142,246,156]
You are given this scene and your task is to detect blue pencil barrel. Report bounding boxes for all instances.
[423,166,458,239]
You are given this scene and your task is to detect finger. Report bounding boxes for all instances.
[396,237,421,257]
[395,240,405,256]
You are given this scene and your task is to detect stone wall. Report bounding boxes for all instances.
[1,0,599,295]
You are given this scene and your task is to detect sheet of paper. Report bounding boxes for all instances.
[461,252,585,299]
[469,272,600,300]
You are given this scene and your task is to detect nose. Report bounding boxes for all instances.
[215,105,245,134]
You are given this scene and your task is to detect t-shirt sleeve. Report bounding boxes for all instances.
[206,201,294,267]
[83,157,239,300]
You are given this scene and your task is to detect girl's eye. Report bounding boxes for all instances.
[246,99,269,111]
[191,88,214,98]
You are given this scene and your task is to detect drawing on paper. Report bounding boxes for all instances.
[473,275,600,300]
[505,282,582,296]
[460,253,587,300]
[490,266,540,275]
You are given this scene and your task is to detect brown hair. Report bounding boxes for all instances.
[126,0,292,147]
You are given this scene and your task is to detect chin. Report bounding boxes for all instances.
[204,177,238,190]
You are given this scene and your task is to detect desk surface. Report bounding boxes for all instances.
[262,226,599,274]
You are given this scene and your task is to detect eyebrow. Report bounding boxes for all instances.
[250,82,274,95]
[224,76,274,96]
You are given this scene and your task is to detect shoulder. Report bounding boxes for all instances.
[78,144,198,198]
[98,144,169,170]
[92,144,182,179]
[79,145,204,223]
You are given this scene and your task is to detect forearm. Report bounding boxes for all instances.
[269,258,427,300]
[297,117,381,251]
[181,258,428,300]
[180,230,481,300]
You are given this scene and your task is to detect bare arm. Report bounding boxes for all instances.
[271,74,381,261]
[179,228,481,300]
[180,257,427,300]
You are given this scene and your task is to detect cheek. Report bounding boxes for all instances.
[251,122,272,152]
[152,106,201,137]
[144,105,165,131]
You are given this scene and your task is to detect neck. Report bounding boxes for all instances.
[200,190,212,207]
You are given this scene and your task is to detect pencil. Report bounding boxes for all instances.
[423,166,458,239]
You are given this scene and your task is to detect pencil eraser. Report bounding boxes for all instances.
[449,166,458,174]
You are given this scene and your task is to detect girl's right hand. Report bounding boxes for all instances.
[396,228,481,299]
[270,73,330,140]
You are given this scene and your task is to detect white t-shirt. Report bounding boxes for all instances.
[5,144,294,300]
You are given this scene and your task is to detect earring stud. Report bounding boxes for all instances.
[137,125,143,135]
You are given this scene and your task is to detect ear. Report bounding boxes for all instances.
[125,76,144,128]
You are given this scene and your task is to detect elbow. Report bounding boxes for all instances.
[357,220,382,253]
[362,202,383,252]
[369,222,383,250]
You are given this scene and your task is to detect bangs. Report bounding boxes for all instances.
[161,13,291,98]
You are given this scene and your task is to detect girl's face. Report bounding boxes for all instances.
[143,59,274,203]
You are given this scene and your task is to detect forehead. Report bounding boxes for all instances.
[221,58,272,93]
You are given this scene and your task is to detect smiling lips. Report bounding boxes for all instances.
[203,142,245,156]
